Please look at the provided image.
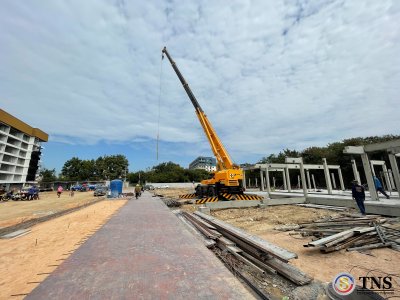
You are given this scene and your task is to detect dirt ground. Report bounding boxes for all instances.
[154,188,400,295]
[0,191,102,228]
[211,206,400,296]
[0,199,127,299]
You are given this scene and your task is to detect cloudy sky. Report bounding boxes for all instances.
[1,0,399,173]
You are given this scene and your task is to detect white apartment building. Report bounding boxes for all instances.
[0,109,48,189]
[189,156,217,172]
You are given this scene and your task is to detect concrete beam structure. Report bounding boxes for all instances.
[252,160,342,193]
[285,167,291,192]
[344,141,400,199]
[282,169,287,190]
[338,168,345,191]
[311,174,316,190]
[364,139,400,153]
[286,157,308,197]
[259,167,265,192]
[351,159,361,183]
[323,158,333,195]
[306,170,311,190]
[331,173,337,189]
[361,153,379,201]
[388,154,400,193]
[370,160,392,191]
[266,167,272,192]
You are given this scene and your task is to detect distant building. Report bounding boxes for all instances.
[189,156,217,172]
[0,109,48,189]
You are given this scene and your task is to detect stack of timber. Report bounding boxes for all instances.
[179,211,312,286]
[294,215,400,253]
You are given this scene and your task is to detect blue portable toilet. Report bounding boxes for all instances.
[110,179,123,198]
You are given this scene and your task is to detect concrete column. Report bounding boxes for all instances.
[255,177,258,188]
[306,170,311,190]
[351,159,361,183]
[388,154,400,193]
[338,168,345,191]
[282,170,287,190]
[382,164,392,191]
[388,169,395,191]
[259,168,265,191]
[370,162,376,176]
[248,178,251,188]
[266,166,271,193]
[297,175,301,189]
[285,167,291,192]
[312,174,317,190]
[299,158,308,197]
[272,177,276,189]
[242,170,246,189]
[323,158,333,195]
[361,153,379,201]
[331,172,337,189]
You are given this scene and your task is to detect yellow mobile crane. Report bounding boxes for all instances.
[162,47,262,203]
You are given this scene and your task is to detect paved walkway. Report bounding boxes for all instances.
[26,193,253,300]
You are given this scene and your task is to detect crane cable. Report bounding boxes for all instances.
[157,52,164,161]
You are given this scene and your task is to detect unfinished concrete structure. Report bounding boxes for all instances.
[343,139,400,201]
[243,158,345,196]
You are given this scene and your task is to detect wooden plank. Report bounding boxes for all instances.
[195,211,297,261]
[347,242,395,252]
[323,232,356,248]
[322,235,366,253]
[307,229,356,247]
[262,257,313,286]
[240,251,277,275]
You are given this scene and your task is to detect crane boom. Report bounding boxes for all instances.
[162,47,236,170]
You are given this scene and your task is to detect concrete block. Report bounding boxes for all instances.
[197,206,211,215]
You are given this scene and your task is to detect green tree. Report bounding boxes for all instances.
[61,157,83,180]
[39,168,57,182]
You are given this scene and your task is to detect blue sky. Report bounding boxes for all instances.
[1,0,399,174]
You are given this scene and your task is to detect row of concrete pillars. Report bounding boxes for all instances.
[243,158,345,196]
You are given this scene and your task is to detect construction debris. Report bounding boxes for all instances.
[290,214,400,253]
[161,198,184,207]
[296,203,349,211]
[179,211,313,287]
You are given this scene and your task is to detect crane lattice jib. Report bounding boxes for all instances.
[162,47,234,170]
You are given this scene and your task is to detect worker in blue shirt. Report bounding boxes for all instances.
[373,176,390,199]
[352,180,366,215]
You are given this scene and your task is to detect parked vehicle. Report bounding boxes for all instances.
[71,185,82,191]
[143,185,155,190]
[94,188,107,196]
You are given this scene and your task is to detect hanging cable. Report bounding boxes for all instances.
[157,51,164,161]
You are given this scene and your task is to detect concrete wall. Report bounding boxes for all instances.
[146,182,198,189]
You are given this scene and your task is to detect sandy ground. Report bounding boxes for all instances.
[212,206,400,297]
[0,199,127,299]
[0,191,102,228]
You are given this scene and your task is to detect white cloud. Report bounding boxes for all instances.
[0,0,399,166]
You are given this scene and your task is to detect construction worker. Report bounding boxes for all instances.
[352,180,366,215]
[134,184,141,199]
[373,176,390,199]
